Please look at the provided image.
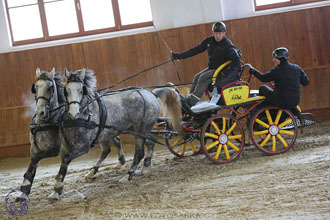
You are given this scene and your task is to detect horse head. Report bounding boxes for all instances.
[64,68,96,119]
[32,67,59,122]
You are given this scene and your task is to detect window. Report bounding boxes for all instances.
[4,0,153,46]
[254,0,327,11]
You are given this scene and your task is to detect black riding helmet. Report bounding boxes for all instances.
[272,47,289,60]
[212,22,226,32]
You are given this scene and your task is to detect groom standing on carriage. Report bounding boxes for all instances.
[171,21,241,107]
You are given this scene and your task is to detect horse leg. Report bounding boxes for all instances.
[48,145,87,202]
[85,143,111,182]
[112,136,126,169]
[17,146,59,202]
[127,136,145,181]
[17,158,39,202]
[47,157,71,203]
[141,139,155,175]
[141,122,156,175]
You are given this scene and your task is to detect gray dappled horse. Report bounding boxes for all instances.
[17,68,65,201]
[47,68,182,202]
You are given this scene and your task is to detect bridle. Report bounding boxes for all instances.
[31,75,56,115]
[65,74,90,117]
[65,74,87,106]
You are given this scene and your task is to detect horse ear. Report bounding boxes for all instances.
[64,68,71,78]
[80,68,86,81]
[48,67,56,79]
[36,67,41,78]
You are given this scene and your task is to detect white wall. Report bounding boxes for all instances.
[151,0,223,29]
[0,0,10,52]
[1,0,330,53]
[222,0,330,20]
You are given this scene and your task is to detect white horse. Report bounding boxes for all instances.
[48,68,182,202]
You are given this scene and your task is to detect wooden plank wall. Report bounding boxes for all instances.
[0,6,329,158]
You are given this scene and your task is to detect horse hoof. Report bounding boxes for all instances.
[118,174,129,183]
[141,166,152,176]
[15,197,25,203]
[85,176,96,183]
[47,192,60,203]
[85,170,96,182]
[113,161,122,170]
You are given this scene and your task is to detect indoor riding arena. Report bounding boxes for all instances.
[1,0,330,219]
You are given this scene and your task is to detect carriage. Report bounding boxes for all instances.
[153,59,316,164]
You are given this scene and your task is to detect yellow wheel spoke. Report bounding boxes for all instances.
[253,130,269,136]
[173,138,183,146]
[279,130,295,136]
[256,119,270,129]
[222,117,226,133]
[276,134,288,147]
[189,142,196,153]
[223,144,230,160]
[205,132,219,139]
[274,110,283,125]
[278,118,292,129]
[272,136,276,152]
[265,110,273,124]
[226,122,237,135]
[206,140,219,151]
[181,144,186,155]
[260,134,271,147]
[228,141,240,152]
[214,144,223,159]
[211,121,221,134]
[228,134,242,140]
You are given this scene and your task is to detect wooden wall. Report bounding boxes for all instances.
[1,6,329,158]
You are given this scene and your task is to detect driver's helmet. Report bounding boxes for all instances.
[212,22,226,32]
[272,47,289,60]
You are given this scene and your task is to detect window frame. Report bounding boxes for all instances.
[254,0,328,11]
[4,0,153,46]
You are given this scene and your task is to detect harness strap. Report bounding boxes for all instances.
[91,92,107,147]
[30,117,60,152]
[61,92,107,149]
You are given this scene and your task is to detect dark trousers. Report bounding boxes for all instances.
[259,85,276,105]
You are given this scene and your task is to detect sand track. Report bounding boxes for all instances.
[1,121,330,219]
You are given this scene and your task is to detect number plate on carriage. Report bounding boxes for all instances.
[222,85,249,105]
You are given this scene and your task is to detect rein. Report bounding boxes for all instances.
[98,59,173,92]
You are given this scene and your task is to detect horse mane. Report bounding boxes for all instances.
[82,69,97,96]
[54,72,66,105]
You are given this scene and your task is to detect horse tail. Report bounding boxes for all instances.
[152,88,183,135]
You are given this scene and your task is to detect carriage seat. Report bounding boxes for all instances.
[190,56,265,114]
[191,81,266,114]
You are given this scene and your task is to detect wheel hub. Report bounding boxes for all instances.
[269,125,279,136]
[219,134,228,144]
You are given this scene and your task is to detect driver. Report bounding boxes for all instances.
[246,47,309,110]
[172,22,240,107]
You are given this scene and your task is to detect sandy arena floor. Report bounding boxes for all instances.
[0,120,329,220]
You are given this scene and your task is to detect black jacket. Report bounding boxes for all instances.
[250,60,309,108]
[179,36,240,71]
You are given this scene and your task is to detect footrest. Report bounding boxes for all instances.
[299,113,316,127]
[282,113,316,129]
[191,101,221,114]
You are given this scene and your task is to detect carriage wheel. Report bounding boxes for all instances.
[165,136,201,157]
[201,114,245,164]
[249,106,297,155]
